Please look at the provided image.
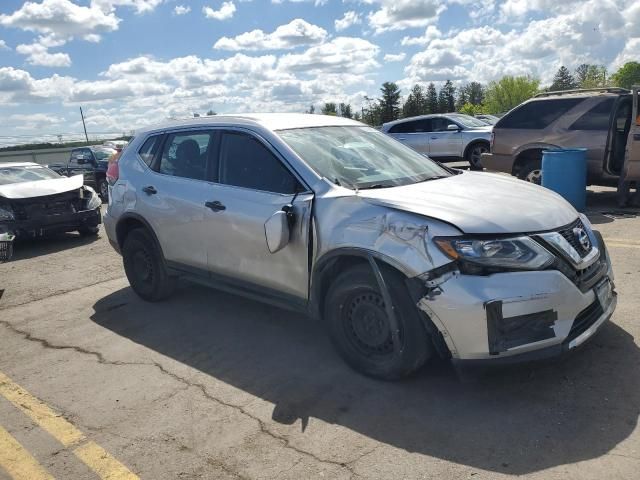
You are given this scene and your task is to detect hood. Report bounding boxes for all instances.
[358,171,577,234]
[0,174,84,200]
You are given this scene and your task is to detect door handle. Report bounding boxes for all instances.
[142,185,157,195]
[430,137,438,140]
[398,137,406,140]
[205,200,226,212]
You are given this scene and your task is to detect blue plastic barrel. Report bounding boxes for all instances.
[541,148,588,212]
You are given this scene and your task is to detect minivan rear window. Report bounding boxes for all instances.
[496,98,584,130]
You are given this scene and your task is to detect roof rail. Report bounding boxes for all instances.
[535,87,630,98]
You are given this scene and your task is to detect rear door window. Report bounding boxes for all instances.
[569,98,615,131]
[496,98,584,129]
[389,119,432,133]
[158,131,212,181]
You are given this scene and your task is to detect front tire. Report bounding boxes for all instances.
[122,228,174,301]
[324,264,432,380]
[465,142,489,171]
[517,158,542,184]
[98,179,109,201]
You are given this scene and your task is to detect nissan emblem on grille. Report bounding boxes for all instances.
[573,227,591,252]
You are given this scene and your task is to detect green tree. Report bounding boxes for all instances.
[456,88,468,111]
[484,75,540,114]
[611,62,640,90]
[402,84,427,118]
[362,95,382,125]
[305,104,315,114]
[379,81,402,123]
[321,102,337,115]
[459,102,486,116]
[338,103,353,118]
[550,66,576,91]
[206,109,216,116]
[466,81,485,105]
[575,64,608,88]
[426,82,438,114]
[441,80,456,112]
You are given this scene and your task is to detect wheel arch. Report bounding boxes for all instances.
[463,139,490,160]
[511,143,559,176]
[115,213,164,259]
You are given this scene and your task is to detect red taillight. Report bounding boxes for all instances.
[106,153,119,185]
[490,131,495,151]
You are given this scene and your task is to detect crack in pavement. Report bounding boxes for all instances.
[0,318,369,479]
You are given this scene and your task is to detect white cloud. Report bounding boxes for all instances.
[367,0,446,33]
[0,0,120,38]
[203,1,236,20]
[214,19,327,51]
[279,37,380,74]
[7,113,66,130]
[384,53,405,62]
[335,11,361,31]
[16,41,72,67]
[0,40,8,50]
[400,25,441,46]
[173,5,191,15]
[90,0,164,14]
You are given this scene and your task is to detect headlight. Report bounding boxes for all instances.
[434,236,554,270]
[0,205,15,222]
[84,190,102,210]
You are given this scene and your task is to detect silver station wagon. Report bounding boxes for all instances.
[104,114,616,379]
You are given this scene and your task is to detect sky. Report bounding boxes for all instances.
[0,0,638,146]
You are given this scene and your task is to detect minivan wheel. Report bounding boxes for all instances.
[98,179,109,201]
[324,264,432,380]
[518,159,542,185]
[122,228,174,301]
[466,142,489,170]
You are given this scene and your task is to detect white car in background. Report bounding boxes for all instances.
[382,114,492,169]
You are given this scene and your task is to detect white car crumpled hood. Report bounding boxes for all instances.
[0,174,84,199]
[358,171,578,234]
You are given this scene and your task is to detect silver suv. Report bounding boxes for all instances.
[381,114,492,169]
[105,114,616,379]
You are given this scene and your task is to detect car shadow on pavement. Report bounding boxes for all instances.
[9,233,100,261]
[91,285,639,475]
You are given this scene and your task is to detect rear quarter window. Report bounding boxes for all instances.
[496,98,584,129]
[569,98,615,131]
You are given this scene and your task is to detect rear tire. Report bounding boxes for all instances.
[122,228,174,301]
[465,142,489,171]
[324,264,432,380]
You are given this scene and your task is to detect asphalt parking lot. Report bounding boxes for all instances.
[1,187,639,480]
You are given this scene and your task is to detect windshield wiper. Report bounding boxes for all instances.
[359,183,393,190]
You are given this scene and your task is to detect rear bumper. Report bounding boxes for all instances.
[6,207,101,238]
[481,152,514,174]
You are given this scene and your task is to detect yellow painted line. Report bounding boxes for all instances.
[0,371,84,448]
[606,242,640,249]
[74,441,139,480]
[603,237,640,246]
[0,371,139,480]
[0,425,54,480]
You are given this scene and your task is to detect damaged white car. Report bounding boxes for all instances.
[0,162,102,261]
[104,114,616,379]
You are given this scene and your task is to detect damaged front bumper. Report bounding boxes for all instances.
[4,207,101,239]
[417,244,616,365]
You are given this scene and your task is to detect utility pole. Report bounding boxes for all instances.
[79,107,89,143]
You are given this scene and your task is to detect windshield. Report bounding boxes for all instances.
[448,114,489,128]
[93,149,116,161]
[0,165,61,185]
[278,126,451,189]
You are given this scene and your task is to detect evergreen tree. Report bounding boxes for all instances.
[437,88,448,114]
[441,80,456,112]
[550,66,577,91]
[402,84,427,118]
[456,88,468,111]
[466,82,485,105]
[426,82,438,114]
[379,81,402,123]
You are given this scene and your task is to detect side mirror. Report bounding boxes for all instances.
[264,210,290,253]
[447,124,460,131]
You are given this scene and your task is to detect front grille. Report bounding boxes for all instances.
[9,190,82,221]
[558,218,590,258]
[565,299,604,344]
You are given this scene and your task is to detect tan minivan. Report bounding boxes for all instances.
[482,87,640,187]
